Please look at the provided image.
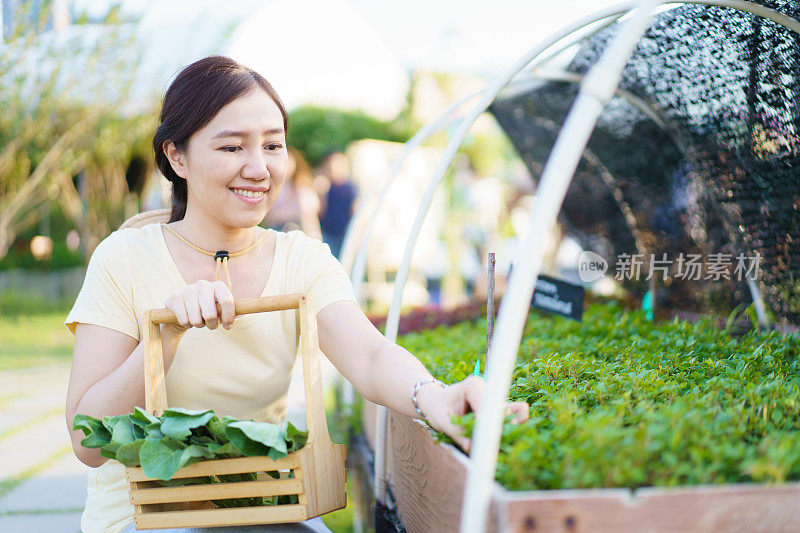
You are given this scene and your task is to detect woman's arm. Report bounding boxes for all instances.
[66,325,146,467]
[66,279,235,467]
[317,300,528,451]
[65,324,185,467]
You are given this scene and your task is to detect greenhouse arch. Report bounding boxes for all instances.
[340,1,800,532]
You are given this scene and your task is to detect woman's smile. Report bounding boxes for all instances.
[229,186,268,204]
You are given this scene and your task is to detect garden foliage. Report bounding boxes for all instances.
[287,105,411,167]
[0,2,156,261]
[398,302,800,490]
[74,407,308,507]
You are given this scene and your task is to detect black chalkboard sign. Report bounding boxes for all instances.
[531,274,584,321]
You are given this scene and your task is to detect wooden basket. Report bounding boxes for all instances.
[125,293,347,530]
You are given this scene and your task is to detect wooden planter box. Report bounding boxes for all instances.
[365,402,800,533]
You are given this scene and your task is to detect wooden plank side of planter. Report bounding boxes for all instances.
[385,411,504,533]
[378,405,800,533]
[498,483,800,533]
[385,411,467,533]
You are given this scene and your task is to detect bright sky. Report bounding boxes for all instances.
[349,0,622,73]
[69,0,627,115]
[77,0,623,74]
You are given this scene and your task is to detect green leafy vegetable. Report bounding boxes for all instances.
[399,301,800,491]
[72,414,111,448]
[73,408,308,507]
[286,421,309,452]
[140,438,214,480]
[226,421,287,459]
[159,408,216,440]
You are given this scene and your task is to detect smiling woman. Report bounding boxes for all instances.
[153,57,289,227]
[63,56,528,533]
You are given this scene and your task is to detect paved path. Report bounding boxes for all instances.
[0,358,341,532]
[0,363,86,532]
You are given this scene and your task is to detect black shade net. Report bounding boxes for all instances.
[490,0,800,325]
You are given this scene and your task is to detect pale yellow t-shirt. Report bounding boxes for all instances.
[65,223,356,533]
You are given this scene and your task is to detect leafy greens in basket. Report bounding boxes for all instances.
[73,407,308,507]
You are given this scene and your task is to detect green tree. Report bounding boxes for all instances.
[287,105,411,167]
[0,1,156,259]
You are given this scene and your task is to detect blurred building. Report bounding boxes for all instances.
[2,0,72,39]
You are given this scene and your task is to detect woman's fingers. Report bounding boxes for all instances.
[450,429,471,454]
[433,413,471,453]
[436,376,530,455]
[166,294,191,328]
[198,281,220,330]
[184,285,205,328]
[212,281,235,329]
[461,375,485,416]
[165,280,237,331]
[505,401,530,423]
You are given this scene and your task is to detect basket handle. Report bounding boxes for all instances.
[143,293,332,443]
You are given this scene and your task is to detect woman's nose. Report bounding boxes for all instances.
[241,150,270,180]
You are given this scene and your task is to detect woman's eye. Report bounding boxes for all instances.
[221,146,241,153]
[265,144,283,151]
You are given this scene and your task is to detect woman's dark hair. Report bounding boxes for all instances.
[153,56,288,222]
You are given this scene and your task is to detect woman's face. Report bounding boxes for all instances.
[167,88,288,229]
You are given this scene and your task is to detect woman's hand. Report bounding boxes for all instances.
[161,279,236,345]
[415,375,529,453]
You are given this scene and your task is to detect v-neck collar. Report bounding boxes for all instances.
[155,223,281,300]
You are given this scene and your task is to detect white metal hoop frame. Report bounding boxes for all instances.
[463,2,660,530]
[340,10,630,287]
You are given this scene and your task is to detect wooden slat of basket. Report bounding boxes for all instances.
[133,503,308,529]
[143,311,168,416]
[130,478,303,505]
[126,454,300,482]
[296,296,347,518]
[148,294,301,325]
[129,480,145,517]
[295,465,308,508]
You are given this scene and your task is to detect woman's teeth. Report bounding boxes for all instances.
[231,188,265,199]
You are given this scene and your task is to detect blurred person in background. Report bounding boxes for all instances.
[316,151,357,258]
[263,146,322,239]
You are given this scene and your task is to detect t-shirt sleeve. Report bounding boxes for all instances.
[64,232,139,339]
[300,237,357,313]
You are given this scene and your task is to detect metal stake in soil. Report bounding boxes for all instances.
[487,253,496,357]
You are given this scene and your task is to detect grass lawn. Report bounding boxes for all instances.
[322,477,356,533]
[0,312,73,370]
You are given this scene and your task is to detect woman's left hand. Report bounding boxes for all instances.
[415,375,529,453]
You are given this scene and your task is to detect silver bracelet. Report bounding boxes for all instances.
[411,378,446,424]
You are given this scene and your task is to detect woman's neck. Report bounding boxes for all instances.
[169,209,258,253]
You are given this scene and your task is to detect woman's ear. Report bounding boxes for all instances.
[163,141,188,179]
